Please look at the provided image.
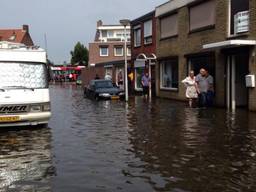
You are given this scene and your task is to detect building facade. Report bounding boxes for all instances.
[155,0,256,111]
[82,20,131,87]
[0,25,34,46]
[131,11,157,96]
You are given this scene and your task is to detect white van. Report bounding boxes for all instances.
[0,41,51,127]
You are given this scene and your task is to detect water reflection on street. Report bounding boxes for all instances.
[0,127,53,192]
[1,84,256,192]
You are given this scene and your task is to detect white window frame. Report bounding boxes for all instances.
[114,47,124,56]
[100,47,109,57]
[160,60,178,91]
[127,47,131,56]
[108,30,114,38]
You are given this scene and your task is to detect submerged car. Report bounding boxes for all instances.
[84,79,124,100]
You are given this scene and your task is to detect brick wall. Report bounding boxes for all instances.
[131,13,156,61]
[89,42,131,65]
[156,0,229,104]
[155,0,256,110]
[81,65,105,87]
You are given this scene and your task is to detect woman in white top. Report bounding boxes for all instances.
[182,70,198,107]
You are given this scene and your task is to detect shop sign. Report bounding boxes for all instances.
[234,11,249,34]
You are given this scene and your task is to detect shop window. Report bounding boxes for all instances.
[105,68,113,80]
[100,46,108,56]
[135,67,144,91]
[189,0,216,32]
[134,25,141,47]
[116,67,124,89]
[144,20,153,44]
[160,13,178,39]
[160,58,179,90]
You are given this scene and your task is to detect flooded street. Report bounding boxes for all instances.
[1,84,256,192]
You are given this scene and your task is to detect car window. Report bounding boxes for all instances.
[95,81,113,88]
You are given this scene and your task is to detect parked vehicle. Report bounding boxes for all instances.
[84,79,124,100]
[0,41,51,127]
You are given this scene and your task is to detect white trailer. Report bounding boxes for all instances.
[0,41,51,127]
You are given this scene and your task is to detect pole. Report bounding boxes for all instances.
[149,60,152,99]
[124,25,128,102]
[231,55,236,111]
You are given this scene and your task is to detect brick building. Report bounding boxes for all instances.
[0,25,34,46]
[131,11,157,96]
[155,0,256,111]
[82,20,131,87]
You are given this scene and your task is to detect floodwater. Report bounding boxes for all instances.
[1,84,256,192]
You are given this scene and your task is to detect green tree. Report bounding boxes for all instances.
[70,42,88,66]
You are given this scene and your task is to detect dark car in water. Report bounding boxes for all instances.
[84,79,124,100]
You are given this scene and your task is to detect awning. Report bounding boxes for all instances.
[203,40,256,50]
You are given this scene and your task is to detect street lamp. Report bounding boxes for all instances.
[120,19,130,102]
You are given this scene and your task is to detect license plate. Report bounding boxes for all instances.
[0,116,20,122]
[111,96,120,100]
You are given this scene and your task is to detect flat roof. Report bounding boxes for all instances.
[203,40,256,49]
[98,26,131,30]
[155,0,196,17]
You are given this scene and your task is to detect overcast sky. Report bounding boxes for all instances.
[1,0,166,64]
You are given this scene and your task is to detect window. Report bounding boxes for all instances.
[144,20,152,44]
[135,67,144,91]
[114,46,123,56]
[189,0,216,32]
[108,31,114,37]
[230,0,249,35]
[116,67,124,89]
[160,14,178,39]
[127,47,131,56]
[160,58,179,90]
[0,62,48,89]
[100,47,108,56]
[134,25,141,47]
[105,67,113,80]
[101,30,107,37]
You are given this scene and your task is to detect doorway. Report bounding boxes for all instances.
[226,51,249,109]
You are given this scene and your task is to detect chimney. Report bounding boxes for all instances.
[97,20,103,27]
[22,25,29,33]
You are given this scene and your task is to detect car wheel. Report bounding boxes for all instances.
[84,90,87,98]
[94,94,99,101]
